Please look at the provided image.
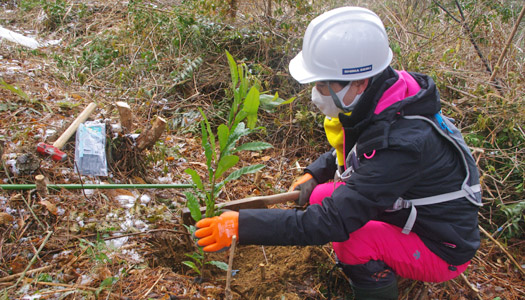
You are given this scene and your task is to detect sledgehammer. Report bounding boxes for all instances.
[37,102,97,161]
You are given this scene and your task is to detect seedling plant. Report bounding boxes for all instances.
[182,50,292,276]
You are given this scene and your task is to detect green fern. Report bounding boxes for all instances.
[171,57,203,85]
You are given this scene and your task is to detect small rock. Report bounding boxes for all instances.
[16,153,40,174]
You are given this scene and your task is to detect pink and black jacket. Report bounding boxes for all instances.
[238,67,481,267]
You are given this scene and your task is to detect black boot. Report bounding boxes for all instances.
[339,260,399,300]
[351,280,398,300]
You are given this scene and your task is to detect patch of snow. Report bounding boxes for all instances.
[119,211,149,232]
[133,219,148,231]
[0,26,40,49]
[21,294,41,300]
[116,194,136,208]
[157,173,173,183]
[140,194,151,204]
[44,128,57,139]
[122,248,143,263]
[42,39,61,47]
[56,207,65,216]
[80,274,93,285]
[18,284,31,294]
[52,250,72,259]
[105,236,128,249]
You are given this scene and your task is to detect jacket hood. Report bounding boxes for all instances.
[339,67,441,127]
[338,67,442,156]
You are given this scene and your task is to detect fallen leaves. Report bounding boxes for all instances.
[39,200,58,215]
[0,211,14,225]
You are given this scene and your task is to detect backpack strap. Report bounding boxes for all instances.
[391,184,482,234]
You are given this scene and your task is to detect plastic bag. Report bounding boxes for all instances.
[74,121,107,176]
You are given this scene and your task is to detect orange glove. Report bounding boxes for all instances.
[290,173,314,191]
[195,211,239,252]
[290,173,317,206]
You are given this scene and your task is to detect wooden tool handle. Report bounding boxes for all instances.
[223,190,300,209]
[53,103,97,149]
[181,191,300,225]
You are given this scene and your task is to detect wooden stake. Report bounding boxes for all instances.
[0,139,5,164]
[136,116,166,151]
[116,101,133,133]
[259,263,266,281]
[225,235,237,300]
[35,174,47,197]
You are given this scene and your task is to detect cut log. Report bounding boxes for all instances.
[136,116,166,151]
[35,174,47,197]
[116,101,133,133]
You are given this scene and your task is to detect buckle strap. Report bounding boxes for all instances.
[390,184,482,234]
[391,184,481,209]
[402,205,417,234]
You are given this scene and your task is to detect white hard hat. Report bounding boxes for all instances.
[289,7,393,84]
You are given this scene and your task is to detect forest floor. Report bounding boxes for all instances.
[1,1,524,299]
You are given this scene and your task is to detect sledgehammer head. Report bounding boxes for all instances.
[36,142,67,161]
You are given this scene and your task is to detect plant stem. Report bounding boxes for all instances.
[489,5,525,83]
[479,225,525,276]
[14,231,53,287]
[225,235,237,300]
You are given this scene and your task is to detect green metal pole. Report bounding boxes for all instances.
[0,183,194,190]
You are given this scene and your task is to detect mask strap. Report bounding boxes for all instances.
[327,82,347,111]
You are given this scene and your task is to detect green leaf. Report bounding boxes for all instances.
[185,192,202,222]
[96,277,118,296]
[280,96,296,105]
[207,260,229,271]
[0,77,32,102]
[182,260,201,275]
[224,122,251,155]
[218,124,229,152]
[259,93,297,112]
[243,86,260,129]
[232,110,249,131]
[226,50,238,90]
[238,64,247,98]
[185,252,204,261]
[243,86,260,114]
[200,121,213,168]
[235,141,273,153]
[224,164,265,183]
[185,169,204,190]
[215,155,239,179]
[37,273,53,282]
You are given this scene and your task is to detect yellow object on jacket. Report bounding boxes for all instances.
[323,113,351,167]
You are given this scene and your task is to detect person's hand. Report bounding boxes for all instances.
[195,211,239,252]
[290,173,318,206]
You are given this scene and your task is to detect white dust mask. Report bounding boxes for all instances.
[340,92,362,112]
[311,83,350,118]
